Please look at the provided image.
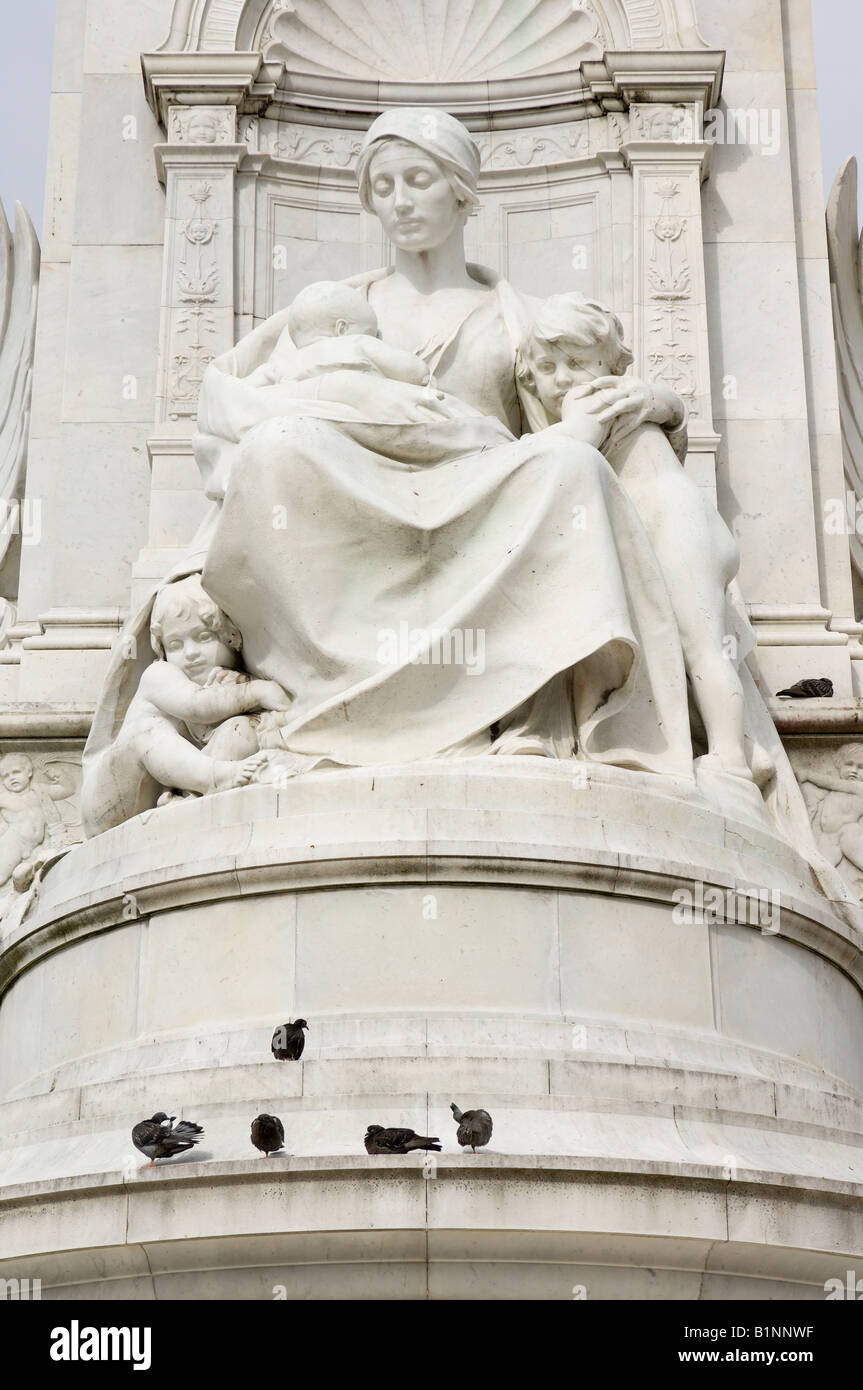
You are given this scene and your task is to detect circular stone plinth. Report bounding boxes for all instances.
[1,760,862,1297]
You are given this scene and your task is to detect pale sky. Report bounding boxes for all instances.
[0,0,861,236]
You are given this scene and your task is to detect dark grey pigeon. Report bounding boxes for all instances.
[132,1112,204,1166]
[451,1102,493,1153]
[775,677,833,698]
[271,1018,309,1060]
[251,1113,285,1158]
[364,1125,441,1155]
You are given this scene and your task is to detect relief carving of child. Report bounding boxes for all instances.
[0,753,76,890]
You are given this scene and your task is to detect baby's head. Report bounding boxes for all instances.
[0,753,33,793]
[516,293,633,420]
[836,743,863,782]
[287,281,379,349]
[150,575,242,683]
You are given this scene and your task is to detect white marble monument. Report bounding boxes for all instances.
[1,0,863,1300]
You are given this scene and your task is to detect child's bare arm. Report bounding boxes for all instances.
[804,770,863,795]
[139,664,291,724]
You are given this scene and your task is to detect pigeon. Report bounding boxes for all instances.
[364,1125,442,1154]
[775,677,834,698]
[451,1102,493,1153]
[250,1113,285,1158]
[271,1018,309,1060]
[132,1112,204,1166]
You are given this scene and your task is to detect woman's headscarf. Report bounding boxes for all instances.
[356,107,481,212]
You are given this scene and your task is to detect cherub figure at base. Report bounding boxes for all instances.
[0,752,77,891]
[82,575,292,829]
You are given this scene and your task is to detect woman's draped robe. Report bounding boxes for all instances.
[194,267,694,773]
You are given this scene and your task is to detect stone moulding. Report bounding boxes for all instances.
[141,50,725,130]
[2,763,861,1297]
[157,0,710,66]
[1,762,861,996]
[2,1160,862,1300]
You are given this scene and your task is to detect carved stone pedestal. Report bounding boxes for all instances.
[1,762,861,1297]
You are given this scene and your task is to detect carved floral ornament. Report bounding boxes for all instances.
[644,179,697,412]
[236,110,693,171]
[169,105,702,173]
[167,180,221,416]
[159,0,709,76]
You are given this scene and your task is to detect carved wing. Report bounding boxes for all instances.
[0,198,39,572]
[827,157,863,578]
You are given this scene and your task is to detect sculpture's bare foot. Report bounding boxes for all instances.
[747,740,776,791]
[699,752,754,783]
[694,755,773,831]
[212,754,269,792]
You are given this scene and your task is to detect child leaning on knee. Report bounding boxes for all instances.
[517,292,752,783]
[516,293,686,458]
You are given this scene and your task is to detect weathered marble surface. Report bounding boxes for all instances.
[3,761,863,1297]
[3,0,863,1302]
[80,107,835,907]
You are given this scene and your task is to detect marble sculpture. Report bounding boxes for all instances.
[81,105,828,893]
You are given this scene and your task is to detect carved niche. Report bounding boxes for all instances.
[158,0,710,72]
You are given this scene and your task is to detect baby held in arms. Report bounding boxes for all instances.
[110,576,292,804]
[246,280,452,422]
[517,293,752,783]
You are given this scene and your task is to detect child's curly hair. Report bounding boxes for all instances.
[516,293,634,392]
[835,743,863,775]
[149,574,242,659]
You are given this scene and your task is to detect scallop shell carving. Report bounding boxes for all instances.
[254,0,607,82]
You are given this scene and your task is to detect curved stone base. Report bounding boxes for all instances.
[2,1159,863,1300]
[1,761,862,1298]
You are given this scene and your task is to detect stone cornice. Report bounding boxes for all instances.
[141,48,726,132]
[2,1153,862,1210]
[598,49,725,109]
[769,698,863,735]
[0,707,92,739]
[141,51,285,128]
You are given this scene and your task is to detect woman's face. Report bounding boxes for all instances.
[367,141,465,252]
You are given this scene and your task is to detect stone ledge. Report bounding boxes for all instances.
[3,1152,863,1208]
[769,697,863,733]
[0,706,93,738]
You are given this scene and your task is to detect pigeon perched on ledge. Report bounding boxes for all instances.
[775,677,834,698]
[132,1112,204,1166]
[364,1125,442,1154]
[451,1102,493,1153]
[251,1113,285,1158]
[271,1018,309,1060]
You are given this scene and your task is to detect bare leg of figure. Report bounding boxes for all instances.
[140,726,263,796]
[201,715,261,761]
